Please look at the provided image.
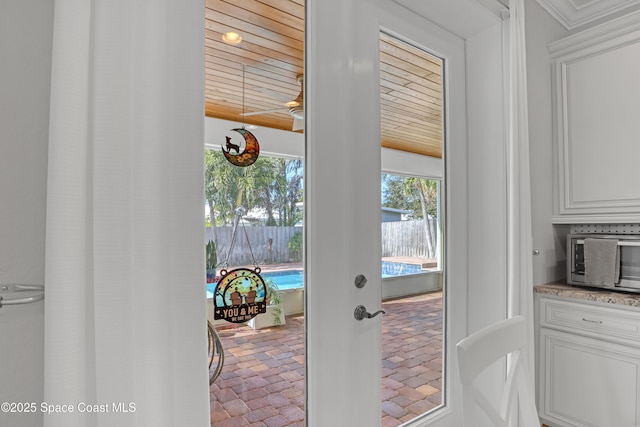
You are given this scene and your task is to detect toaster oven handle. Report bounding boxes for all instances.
[576,239,640,247]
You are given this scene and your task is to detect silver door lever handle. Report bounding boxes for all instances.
[354,305,385,321]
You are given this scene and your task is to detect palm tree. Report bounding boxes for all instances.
[382,174,441,259]
[403,177,438,259]
[205,149,268,226]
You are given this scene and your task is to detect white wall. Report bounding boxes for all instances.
[525,0,571,285]
[0,1,52,426]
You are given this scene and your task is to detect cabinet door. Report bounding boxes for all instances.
[540,328,640,427]
[549,12,640,223]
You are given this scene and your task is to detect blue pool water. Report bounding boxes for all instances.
[381,261,423,277]
[259,270,304,290]
[206,269,304,295]
[207,262,424,297]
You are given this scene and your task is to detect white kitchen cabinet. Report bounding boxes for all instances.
[537,295,640,427]
[550,10,640,223]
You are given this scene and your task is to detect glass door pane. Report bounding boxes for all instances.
[206,150,305,427]
[204,0,306,424]
[379,31,446,426]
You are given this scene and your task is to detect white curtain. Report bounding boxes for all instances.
[506,0,535,359]
[44,1,209,426]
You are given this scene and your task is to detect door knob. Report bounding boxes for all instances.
[354,305,385,321]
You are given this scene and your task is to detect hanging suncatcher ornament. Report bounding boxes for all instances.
[222,65,260,167]
[213,267,267,323]
[212,207,267,323]
[222,127,260,167]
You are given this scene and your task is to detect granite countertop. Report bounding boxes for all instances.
[534,282,640,308]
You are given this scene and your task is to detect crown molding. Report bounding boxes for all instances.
[537,0,640,30]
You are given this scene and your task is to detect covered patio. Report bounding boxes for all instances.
[210,291,443,426]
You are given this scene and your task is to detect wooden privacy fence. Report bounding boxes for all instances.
[206,226,303,266]
[381,219,438,258]
[206,219,436,266]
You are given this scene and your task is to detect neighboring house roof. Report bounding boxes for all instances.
[381,207,412,215]
[381,207,412,223]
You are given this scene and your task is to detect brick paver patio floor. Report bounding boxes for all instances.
[210,291,443,426]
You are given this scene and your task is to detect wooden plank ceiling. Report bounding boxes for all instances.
[205,0,443,158]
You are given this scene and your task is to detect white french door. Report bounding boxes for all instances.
[305,0,469,425]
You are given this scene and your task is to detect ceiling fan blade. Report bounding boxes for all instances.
[292,117,304,131]
[241,108,289,117]
[255,87,294,104]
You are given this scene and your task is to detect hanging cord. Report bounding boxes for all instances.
[241,64,246,129]
[242,219,260,269]
[218,206,259,270]
[220,206,245,268]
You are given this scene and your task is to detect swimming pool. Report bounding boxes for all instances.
[381,261,423,277]
[206,262,424,296]
[259,270,304,290]
[206,269,304,295]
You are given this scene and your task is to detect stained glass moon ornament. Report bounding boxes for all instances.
[221,128,260,167]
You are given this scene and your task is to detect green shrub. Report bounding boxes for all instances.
[288,231,303,261]
[205,240,217,270]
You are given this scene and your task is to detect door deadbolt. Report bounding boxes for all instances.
[355,274,367,288]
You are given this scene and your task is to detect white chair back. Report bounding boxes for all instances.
[456,316,540,427]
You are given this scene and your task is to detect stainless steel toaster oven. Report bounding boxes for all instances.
[568,233,640,292]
